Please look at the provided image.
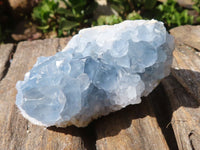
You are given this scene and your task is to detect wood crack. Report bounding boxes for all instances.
[148,84,179,150]
[188,131,195,150]
[0,44,17,81]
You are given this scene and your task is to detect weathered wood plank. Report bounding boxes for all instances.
[171,42,200,103]
[0,38,89,150]
[95,96,169,150]
[0,44,14,80]
[162,76,200,150]
[147,84,179,150]
[170,25,200,51]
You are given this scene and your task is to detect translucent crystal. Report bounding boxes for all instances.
[16,20,174,127]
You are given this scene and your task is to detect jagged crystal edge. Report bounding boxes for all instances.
[16,19,174,127]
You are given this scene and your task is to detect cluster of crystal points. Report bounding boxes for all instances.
[16,20,174,127]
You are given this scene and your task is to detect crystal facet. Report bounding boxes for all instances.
[16,20,174,127]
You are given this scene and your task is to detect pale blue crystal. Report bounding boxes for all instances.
[16,20,174,127]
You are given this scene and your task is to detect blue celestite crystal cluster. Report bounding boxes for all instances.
[16,20,174,127]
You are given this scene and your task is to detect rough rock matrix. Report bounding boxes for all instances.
[16,20,174,127]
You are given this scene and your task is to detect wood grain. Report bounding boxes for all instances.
[170,25,200,51]
[169,25,200,149]
[171,43,200,103]
[0,38,90,150]
[95,96,169,150]
[162,76,200,150]
[0,43,14,80]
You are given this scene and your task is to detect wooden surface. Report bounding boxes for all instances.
[0,37,169,150]
[0,38,90,150]
[95,98,169,150]
[162,76,200,150]
[0,25,200,150]
[170,42,200,103]
[170,25,200,52]
[0,44,14,80]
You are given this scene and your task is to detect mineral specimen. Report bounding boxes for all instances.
[16,20,174,127]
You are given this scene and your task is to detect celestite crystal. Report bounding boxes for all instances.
[16,20,174,127]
